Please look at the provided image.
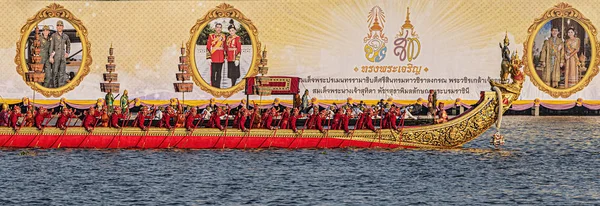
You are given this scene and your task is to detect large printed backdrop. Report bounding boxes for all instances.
[1,1,600,101]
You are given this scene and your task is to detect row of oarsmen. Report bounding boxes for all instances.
[0,102,449,133]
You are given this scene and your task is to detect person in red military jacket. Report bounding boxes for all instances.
[225,19,242,86]
[83,107,102,132]
[9,106,23,130]
[279,107,291,129]
[159,106,174,130]
[56,108,78,130]
[109,106,127,129]
[34,107,52,130]
[185,107,203,131]
[206,23,226,88]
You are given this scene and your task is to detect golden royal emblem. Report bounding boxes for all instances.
[394,7,420,63]
[364,6,388,63]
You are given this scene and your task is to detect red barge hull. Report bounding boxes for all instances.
[0,128,413,149]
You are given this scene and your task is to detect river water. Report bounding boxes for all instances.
[0,116,598,205]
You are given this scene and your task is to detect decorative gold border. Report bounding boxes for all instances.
[186,3,261,98]
[523,2,600,98]
[14,3,92,98]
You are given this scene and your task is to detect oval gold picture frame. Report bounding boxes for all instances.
[15,3,92,97]
[523,3,600,98]
[186,3,261,98]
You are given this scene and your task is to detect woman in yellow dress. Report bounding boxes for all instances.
[564,28,580,88]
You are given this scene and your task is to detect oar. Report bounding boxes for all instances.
[77,112,100,148]
[173,110,206,148]
[257,111,278,149]
[136,108,158,148]
[27,112,53,147]
[233,108,253,149]
[315,114,328,148]
[2,112,25,147]
[240,103,259,149]
[336,112,353,148]
[296,111,312,149]
[397,111,406,144]
[51,114,76,148]
[211,107,231,149]
[157,112,176,148]
[106,112,131,149]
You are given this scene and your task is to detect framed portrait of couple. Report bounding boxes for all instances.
[186,3,262,98]
[525,3,600,98]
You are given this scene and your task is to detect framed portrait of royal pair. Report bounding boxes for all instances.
[186,3,262,97]
[524,3,600,98]
[15,3,92,97]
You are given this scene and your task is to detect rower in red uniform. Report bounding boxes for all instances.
[9,106,23,130]
[9,106,22,130]
[263,107,276,130]
[315,110,325,133]
[279,107,290,129]
[365,108,377,132]
[83,107,102,132]
[386,106,398,130]
[247,107,258,129]
[174,107,186,128]
[232,108,241,129]
[159,106,174,130]
[342,108,352,133]
[289,108,302,133]
[56,108,77,130]
[136,106,153,131]
[23,109,34,127]
[185,107,202,131]
[356,111,366,130]
[331,109,343,130]
[34,107,52,130]
[110,106,127,128]
[0,104,9,127]
[306,105,319,129]
[211,107,225,130]
[237,107,249,132]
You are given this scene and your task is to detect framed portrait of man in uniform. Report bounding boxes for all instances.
[16,4,92,97]
[186,3,262,98]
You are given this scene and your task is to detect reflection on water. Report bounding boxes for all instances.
[0,116,598,205]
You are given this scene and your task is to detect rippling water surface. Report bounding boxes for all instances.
[1,116,599,205]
